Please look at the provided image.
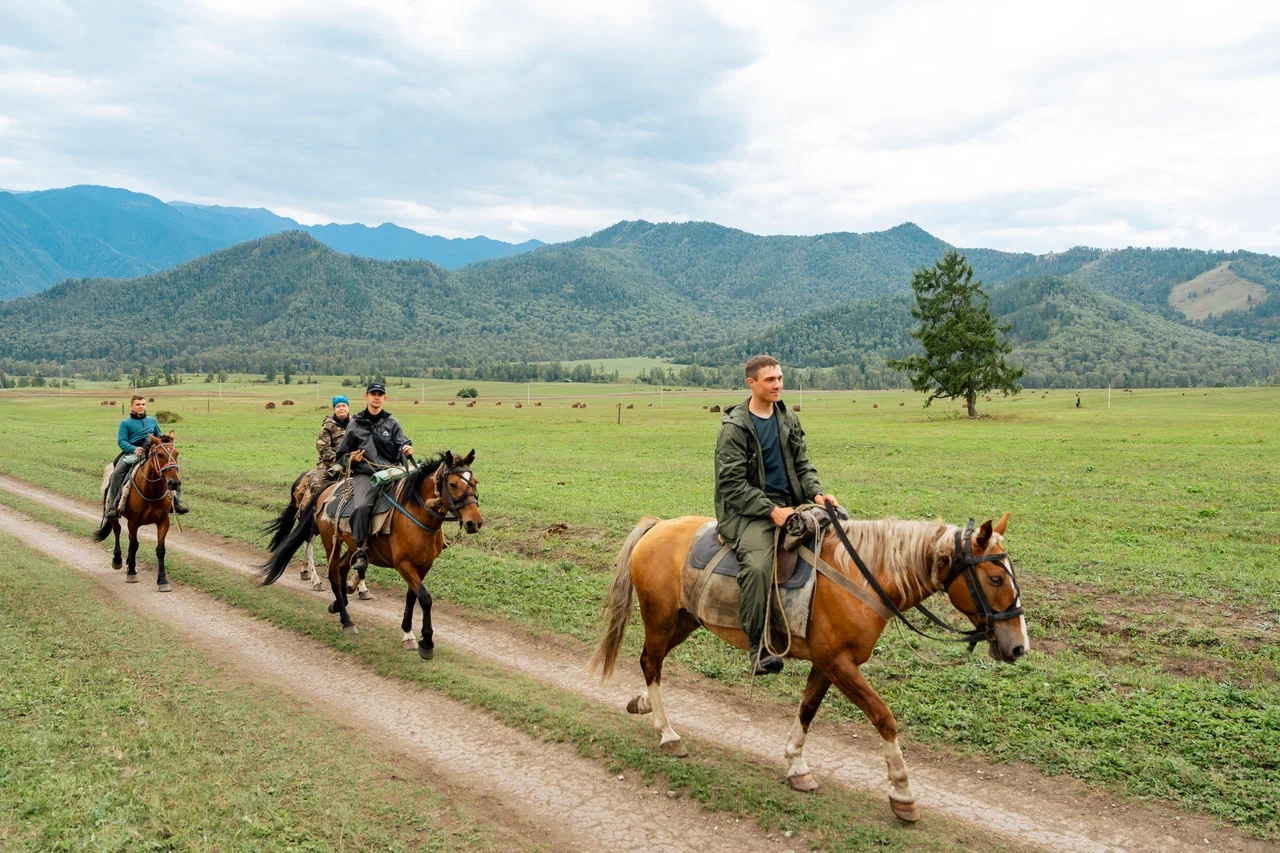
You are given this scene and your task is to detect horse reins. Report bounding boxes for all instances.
[133,442,181,505]
[385,456,479,536]
[822,503,1023,650]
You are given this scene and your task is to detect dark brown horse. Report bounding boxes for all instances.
[261,451,483,659]
[92,433,182,591]
[589,512,1028,821]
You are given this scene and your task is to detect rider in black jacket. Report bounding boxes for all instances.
[333,382,413,572]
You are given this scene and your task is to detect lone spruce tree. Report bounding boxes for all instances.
[890,250,1023,418]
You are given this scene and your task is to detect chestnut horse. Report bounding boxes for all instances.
[589,511,1028,822]
[92,433,182,592]
[261,451,482,660]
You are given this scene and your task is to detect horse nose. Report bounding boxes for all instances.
[465,519,480,533]
[1011,645,1025,659]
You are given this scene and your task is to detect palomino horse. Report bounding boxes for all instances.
[589,512,1028,822]
[261,451,482,659]
[92,433,182,592]
[264,469,371,598]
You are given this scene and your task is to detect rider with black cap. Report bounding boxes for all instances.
[332,381,413,572]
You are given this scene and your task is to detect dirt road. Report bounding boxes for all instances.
[1,475,1270,853]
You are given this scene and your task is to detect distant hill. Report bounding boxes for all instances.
[0,185,544,299]
[2,230,1276,388]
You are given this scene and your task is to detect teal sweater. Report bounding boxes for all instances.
[118,414,161,454]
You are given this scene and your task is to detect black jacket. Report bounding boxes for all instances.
[334,409,411,476]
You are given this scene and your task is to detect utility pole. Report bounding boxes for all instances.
[1108,382,1111,409]
[527,383,531,406]
[798,373,803,408]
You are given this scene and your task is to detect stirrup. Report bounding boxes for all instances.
[750,642,784,676]
[351,547,369,571]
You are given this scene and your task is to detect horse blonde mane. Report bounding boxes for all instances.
[829,518,958,602]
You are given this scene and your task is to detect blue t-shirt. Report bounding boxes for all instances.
[749,410,791,500]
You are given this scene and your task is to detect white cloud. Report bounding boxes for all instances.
[0,0,1277,251]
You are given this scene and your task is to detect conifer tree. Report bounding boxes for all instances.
[890,250,1023,418]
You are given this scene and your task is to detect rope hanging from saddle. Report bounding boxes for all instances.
[821,503,1024,651]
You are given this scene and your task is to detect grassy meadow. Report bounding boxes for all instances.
[1,376,1278,836]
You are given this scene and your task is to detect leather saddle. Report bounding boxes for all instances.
[325,481,398,520]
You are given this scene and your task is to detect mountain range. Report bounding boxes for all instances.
[0,185,543,299]
[2,217,1277,388]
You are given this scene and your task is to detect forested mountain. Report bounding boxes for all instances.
[0,185,543,298]
[2,229,1276,388]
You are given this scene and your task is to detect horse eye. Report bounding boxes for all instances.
[987,575,1005,586]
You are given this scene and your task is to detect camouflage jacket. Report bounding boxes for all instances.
[316,415,350,468]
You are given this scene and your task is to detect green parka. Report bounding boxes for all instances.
[713,397,823,543]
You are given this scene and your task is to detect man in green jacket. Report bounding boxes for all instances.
[714,355,838,675]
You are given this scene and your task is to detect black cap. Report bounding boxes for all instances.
[366,381,386,394]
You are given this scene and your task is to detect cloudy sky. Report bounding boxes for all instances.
[3,0,1279,252]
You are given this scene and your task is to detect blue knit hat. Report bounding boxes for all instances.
[332,395,349,407]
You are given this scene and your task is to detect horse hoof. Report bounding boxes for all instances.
[125,574,139,584]
[788,773,819,793]
[342,624,359,636]
[357,589,373,601]
[402,638,416,651]
[626,695,651,715]
[328,601,340,614]
[417,643,435,661]
[157,583,173,593]
[300,569,311,580]
[659,738,687,758]
[889,797,919,823]
[112,560,122,570]
[312,581,325,591]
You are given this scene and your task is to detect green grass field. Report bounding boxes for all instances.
[1,378,1278,836]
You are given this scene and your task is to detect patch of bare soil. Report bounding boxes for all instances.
[1,476,1273,853]
[0,503,791,853]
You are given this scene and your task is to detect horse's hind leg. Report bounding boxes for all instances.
[629,610,699,758]
[355,572,372,601]
[327,552,357,636]
[125,523,140,583]
[305,537,325,590]
[827,652,918,821]
[111,522,122,570]
[785,667,831,792]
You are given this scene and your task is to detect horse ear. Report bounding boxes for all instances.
[463,449,475,466]
[149,434,162,444]
[993,512,1010,536]
[975,519,994,549]
[444,450,455,467]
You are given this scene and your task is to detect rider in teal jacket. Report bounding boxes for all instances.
[105,395,188,518]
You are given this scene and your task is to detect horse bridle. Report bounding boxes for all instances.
[393,457,479,535]
[133,441,181,504]
[823,503,1023,649]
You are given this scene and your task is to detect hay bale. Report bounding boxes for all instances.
[515,402,523,408]
[448,401,456,406]
[495,401,502,406]
[851,399,856,403]
[647,403,653,407]
[467,401,476,408]
[899,402,905,406]
[109,400,117,406]
[413,400,419,404]
[702,405,708,409]
[535,402,542,407]
[148,397,155,402]
[580,403,587,409]
[793,406,801,412]
[873,403,878,409]
[709,405,720,413]
[281,399,294,405]
[100,400,110,406]
[265,401,276,410]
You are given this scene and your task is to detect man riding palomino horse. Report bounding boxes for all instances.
[333,382,413,574]
[716,354,837,675]
[105,395,189,518]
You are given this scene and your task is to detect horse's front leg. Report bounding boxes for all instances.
[124,521,141,583]
[401,587,417,650]
[827,652,918,821]
[325,540,357,635]
[155,517,172,592]
[784,666,831,792]
[398,560,434,660]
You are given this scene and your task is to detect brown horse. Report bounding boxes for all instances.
[260,451,483,659]
[92,433,182,591]
[589,512,1028,822]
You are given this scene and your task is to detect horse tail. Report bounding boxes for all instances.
[263,472,307,552]
[260,494,318,586]
[589,516,659,682]
[91,517,113,542]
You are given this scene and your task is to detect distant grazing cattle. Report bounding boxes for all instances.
[709,405,720,413]
[265,402,276,410]
[281,399,294,405]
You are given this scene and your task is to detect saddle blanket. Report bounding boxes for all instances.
[680,520,820,643]
[321,479,399,537]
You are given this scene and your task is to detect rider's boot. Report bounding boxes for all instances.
[748,635,784,675]
[351,545,369,573]
[105,506,120,520]
[171,488,190,515]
